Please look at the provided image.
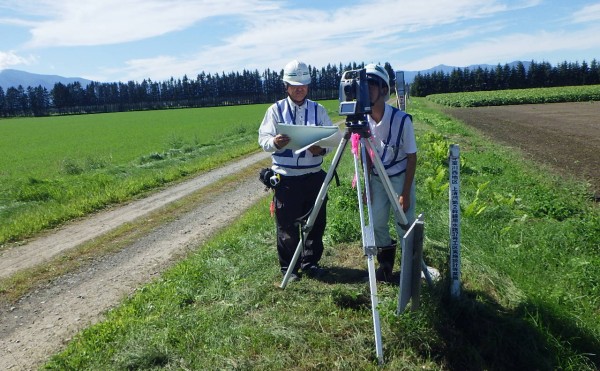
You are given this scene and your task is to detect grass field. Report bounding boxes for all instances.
[0,100,341,246]
[43,97,600,370]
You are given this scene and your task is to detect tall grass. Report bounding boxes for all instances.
[44,97,599,369]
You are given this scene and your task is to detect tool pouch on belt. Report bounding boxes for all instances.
[259,168,280,190]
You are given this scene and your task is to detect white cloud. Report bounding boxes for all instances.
[571,3,600,23]
[191,1,511,65]
[400,26,600,70]
[16,0,277,47]
[6,0,585,82]
[0,50,36,69]
[103,55,187,82]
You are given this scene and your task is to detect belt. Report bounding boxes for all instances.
[281,172,319,181]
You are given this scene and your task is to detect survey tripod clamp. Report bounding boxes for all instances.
[279,112,410,364]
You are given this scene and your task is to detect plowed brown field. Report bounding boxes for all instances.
[442,101,599,199]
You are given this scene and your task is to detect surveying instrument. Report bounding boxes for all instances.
[279,68,415,364]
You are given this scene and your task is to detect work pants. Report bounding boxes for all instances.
[274,170,327,273]
[370,172,416,271]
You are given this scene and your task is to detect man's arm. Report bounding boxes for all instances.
[258,106,283,152]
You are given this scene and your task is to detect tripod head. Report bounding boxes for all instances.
[344,114,372,138]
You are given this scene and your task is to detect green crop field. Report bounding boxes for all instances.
[0,100,340,245]
[0,104,270,179]
[426,84,600,107]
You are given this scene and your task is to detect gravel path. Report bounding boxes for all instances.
[0,151,271,370]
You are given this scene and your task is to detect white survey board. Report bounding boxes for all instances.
[277,124,343,154]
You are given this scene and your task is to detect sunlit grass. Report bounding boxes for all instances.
[45,98,599,370]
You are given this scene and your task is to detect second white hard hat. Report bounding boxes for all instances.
[365,63,390,89]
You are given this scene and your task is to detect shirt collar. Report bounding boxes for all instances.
[368,103,391,125]
[286,96,307,109]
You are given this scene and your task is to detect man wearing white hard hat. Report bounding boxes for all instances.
[258,60,334,282]
[365,63,417,283]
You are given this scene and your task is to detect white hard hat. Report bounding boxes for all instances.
[283,60,311,86]
[365,63,390,89]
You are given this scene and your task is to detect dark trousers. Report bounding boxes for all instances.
[274,170,327,273]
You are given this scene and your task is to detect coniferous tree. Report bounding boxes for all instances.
[384,62,395,91]
[0,58,598,116]
[27,85,50,116]
[0,87,5,117]
[589,59,600,84]
[5,87,24,116]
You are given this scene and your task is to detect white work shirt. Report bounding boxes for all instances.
[258,97,333,176]
[367,103,417,177]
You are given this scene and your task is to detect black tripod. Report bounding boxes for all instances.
[279,114,411,364]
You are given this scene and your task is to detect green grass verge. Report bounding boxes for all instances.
[43,97,600,369]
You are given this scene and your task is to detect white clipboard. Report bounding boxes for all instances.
[277,124,342,154]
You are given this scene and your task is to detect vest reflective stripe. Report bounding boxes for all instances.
[375,108,412,177]
[273,98,324,170]
[381,108,399,161]
[276,99,320,126]
[276,103,284,123]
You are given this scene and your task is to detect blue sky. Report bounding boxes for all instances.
[0,0,599,83]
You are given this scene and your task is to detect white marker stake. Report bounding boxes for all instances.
[449,144,461,298]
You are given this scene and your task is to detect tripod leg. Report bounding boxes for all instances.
[355,140,384,364]
[367,253,384,364]
[279,135,350,289]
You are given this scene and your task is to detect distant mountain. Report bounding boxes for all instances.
[1,61,532,91]
[0,69,92,91]
[401,61,532,84]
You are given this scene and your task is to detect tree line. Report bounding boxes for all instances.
[410,59,600,97]
[0,62,396,118]
[1,59,598,117]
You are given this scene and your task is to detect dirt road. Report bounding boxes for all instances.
[0,151,271,370]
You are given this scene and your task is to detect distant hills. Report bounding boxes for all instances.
[0,69,92,91]
[0,61,532,90]
[401,61,532,84]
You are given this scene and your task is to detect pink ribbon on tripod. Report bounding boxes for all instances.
[351,132,375,188]
[351,133,360,188]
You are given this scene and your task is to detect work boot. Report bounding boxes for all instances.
[304,265,326,279]
[375,267,392,282]
[376,241,397,283]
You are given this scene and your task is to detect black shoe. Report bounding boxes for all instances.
[375,267,393,283]
[304,265,326,279]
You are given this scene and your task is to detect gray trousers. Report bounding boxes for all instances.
[370,173,416,272]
